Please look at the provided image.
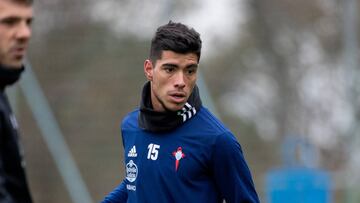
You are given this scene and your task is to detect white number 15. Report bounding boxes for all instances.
[147,143,160,160]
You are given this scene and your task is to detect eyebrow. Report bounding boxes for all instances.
[0,16,33,23]
[162,63,178,68]
[187,64,198,69]
[162,63,198,68]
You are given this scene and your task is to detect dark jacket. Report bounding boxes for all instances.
[102,82,259,203]
[0,65,32,203]
[103,107,260,203]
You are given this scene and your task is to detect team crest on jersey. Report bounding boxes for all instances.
[172,147,185,171]
[126,160,138,182]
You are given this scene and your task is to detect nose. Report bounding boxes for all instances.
[174,72,186,89]
[15,22,32,41]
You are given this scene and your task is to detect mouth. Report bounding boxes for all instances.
[11,45,27,58]
[169,92,187,103]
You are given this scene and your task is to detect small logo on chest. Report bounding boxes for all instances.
[172,147,185,171]
[128,145,137,157]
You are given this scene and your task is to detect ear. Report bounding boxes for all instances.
[144,59,153,81]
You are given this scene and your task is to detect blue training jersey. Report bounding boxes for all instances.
[102,107,259,203]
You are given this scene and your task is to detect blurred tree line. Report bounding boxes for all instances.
[13,0,359,202]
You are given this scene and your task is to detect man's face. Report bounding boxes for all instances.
[144,50,199,112]
[0,0,33,68]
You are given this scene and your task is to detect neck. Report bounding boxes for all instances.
[150,91,164,112]
[138,81,202,132]
[0,63,24,89]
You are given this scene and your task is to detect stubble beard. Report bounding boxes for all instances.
[154,91,184,112]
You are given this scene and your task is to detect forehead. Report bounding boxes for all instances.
[0,0,33,19]
[158,50,199,64]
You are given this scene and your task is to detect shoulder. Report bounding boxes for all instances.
[195,107,242,149]
[121,108,139,131]
[194,107,229,135]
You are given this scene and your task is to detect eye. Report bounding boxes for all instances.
[187,69,194,74]
[186,66,197,75]
[26,18,33,26]
[163,65,176,73]
[0,17,19,27]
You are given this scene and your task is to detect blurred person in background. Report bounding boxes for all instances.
[102,21,259,203]
[0,0,33,202]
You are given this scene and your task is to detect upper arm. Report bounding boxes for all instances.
[101,180,128,203]
[102,123,128,203]
[211,132,260,203]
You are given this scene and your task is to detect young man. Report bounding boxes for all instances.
[0,0,34,202]
[103,21,260,203]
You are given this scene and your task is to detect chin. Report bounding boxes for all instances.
[168,104,185,112]
[5,61,23,69]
